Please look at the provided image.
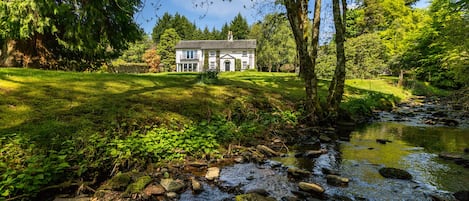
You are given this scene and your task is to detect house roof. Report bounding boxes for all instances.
[175,40,256,50]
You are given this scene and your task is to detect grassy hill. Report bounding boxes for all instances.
[0,68,416,199]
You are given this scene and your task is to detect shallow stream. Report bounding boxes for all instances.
[180,99,469,200]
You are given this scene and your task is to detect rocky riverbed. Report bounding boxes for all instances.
[52,96,469,201]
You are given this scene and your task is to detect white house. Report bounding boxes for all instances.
[175,32,256,72]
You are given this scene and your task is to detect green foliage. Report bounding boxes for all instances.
[157,28,180,72]
[151,12,198,43]
[398,0,468,88]
[235,59,242,71]
[250,13,297,72]
[346,33,388,79]
[117,35,152,63]
[0,0,143,69]
[230,13,249,40]
[0,134,71,198]
[1,69,443,200]
[198,70,219,84]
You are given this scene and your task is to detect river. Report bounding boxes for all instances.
[180,99,469,200]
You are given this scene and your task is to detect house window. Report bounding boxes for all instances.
[186,50,194,59]
[242,61,248,69]
[181,63,198,72]
[209,51,215,57]
[210,62,215,69]
[242,51,247,57]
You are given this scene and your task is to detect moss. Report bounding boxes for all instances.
[100,172,132,191]
[123,175,152,195]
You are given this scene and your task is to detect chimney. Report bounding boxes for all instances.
[228,31,233,41]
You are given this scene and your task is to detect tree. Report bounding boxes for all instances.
[118,35,152,63]
[142,48,161,73]
[219,23,231,40]
[151,12,198,43]
[157,28,180,72]
[230,13,250,39]
[327,0,347,118]
[0,0,143,69]
[250,13,297,72]
[399,0,468,88]
[151,12,173,43]
[283,0,323,124]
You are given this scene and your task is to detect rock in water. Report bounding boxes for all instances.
[287,167,311,177]
[326,174,350,186]
[378,167,412,180]
[304,149,327,158]
[205,167,220,181]
[235,193,276,201]
[298,182,325,194]
[191,177,203,193]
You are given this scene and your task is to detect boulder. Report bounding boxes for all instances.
[205,167,220,181]
[326,175,350,186]
[235,193,276,201]
[191,177,203,193]
[256,145,281,157]
[143,184,165,196]
[160,178,185,192]
[378,167,412,180]
[298,182,325,194]
[287,167,311,177]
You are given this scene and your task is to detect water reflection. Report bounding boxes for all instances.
[341,122,469,193]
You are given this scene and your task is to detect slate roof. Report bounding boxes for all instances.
[175,40,256,49]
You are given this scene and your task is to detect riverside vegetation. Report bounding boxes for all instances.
[0,68,450,200]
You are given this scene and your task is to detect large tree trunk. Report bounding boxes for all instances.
[397,69,404,87]
[284,0,322,124]
[327,0,347,121]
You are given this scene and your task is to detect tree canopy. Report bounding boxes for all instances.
[0,0,143,69]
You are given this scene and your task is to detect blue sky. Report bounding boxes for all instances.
[135,0,431,35]
[134,0,260,34]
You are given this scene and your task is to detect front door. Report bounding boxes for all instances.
[225,61,230,72]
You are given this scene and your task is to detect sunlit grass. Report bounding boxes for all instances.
[0,68,431,140]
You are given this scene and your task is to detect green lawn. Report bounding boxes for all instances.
[0,68,415,199]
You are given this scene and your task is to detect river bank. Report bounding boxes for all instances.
[47,96,469,201]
